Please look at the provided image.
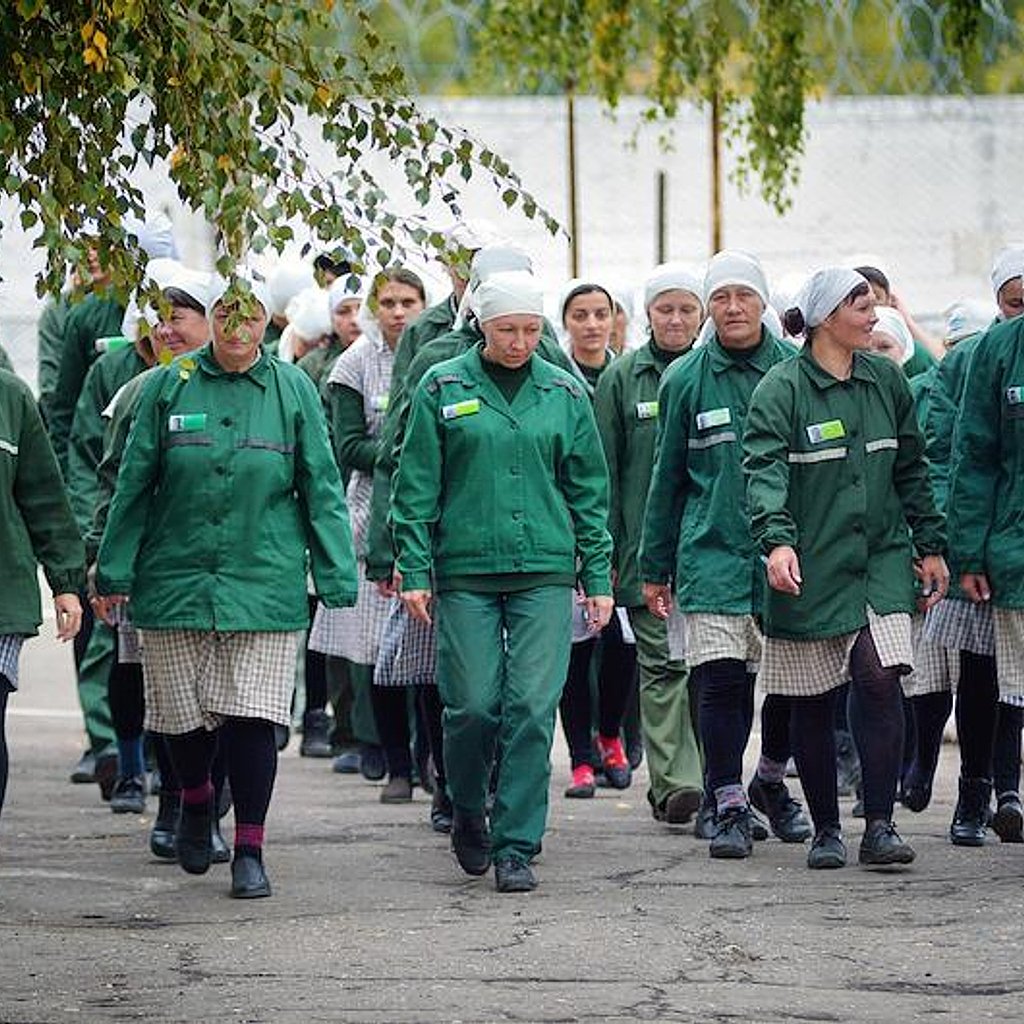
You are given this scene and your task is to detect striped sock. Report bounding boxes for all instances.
[234,823,265,861]
[756,756,787,785]
[181,780,214,807]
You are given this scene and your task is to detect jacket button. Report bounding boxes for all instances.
[215,466,226,476]
[222,417,232,427]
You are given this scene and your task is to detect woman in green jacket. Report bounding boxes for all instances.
[392,271,613,893]
[96,271,358,899]
[0,368,84,820]
[744,267,948,870]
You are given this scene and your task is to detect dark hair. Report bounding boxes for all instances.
[315,252,353,278]
[785,281,871,343]
[163,287,206,316]
[854,265,890,296]
[561,283,614,325]
[372,266,426,303]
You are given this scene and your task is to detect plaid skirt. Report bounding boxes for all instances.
[139,629,302,734]
[0,633,23,690]
[109,603,142,665]
[665,607,687,662]
[682,613,762,672]
[308,569,389,664]
[993,608,1024,704]
[373,601,436,688]
[923,598,994,656]
[902,614,959,697]
[759,609,913,697]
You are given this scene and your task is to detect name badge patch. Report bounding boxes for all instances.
[168,413,208,433]
[806,419,846,444]
[371,393,390,412]
[0,438,18,457]
[636,401,659,420]
[695,407,731,431]
[1007,386,1023,406]
[442,398,480,420]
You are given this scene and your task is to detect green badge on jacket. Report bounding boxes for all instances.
[1007,386,1023,405]
[442,398,480,420]
[806,419,846,444]
[168,413,208,433]
[371,393,390,412]
[636,400,659,420]
[695,407,731,431]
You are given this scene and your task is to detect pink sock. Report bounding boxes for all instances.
[181,780,214,806]
[235,823,265,850]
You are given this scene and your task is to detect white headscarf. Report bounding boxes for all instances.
[266,259,316,318]
[121,259,211,340]
[286,286,332,342]
[795,268,868,329]
[945,299,996,344]
[872,306,914,364]
[122,212,178,259]
[208,268,273,317]
[703,251,768,307]
[329,274,365,312]
[472,271,545,325]
[454,244,533,329]
[443,219,500,258]
[643,263,703,310]
[990,245,1024,300]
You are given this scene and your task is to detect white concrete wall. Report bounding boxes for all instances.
[3,95,1022,387]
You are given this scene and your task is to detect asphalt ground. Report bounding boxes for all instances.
[2,620,1023,1024]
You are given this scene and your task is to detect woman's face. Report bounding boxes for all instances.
[211,300,268,366]
[998,278,1023,321]
[648,289,703,351]
[826,290,878,351]
[332,299,362,346]
[152,305,209,361]
[563,290,613,361]
[376,281,424,347]
[610,308,628,355]
[482,314,543,369]
[868,329,904,365]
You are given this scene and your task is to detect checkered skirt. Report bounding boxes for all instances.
[373,600,436,688]
[993,608,1024,704]
[308,570,390,664]
[682,613,762,672]
[759,609,913,697]
[923,597,994,656]
[902,613,959,697]
[139,628,302,734]
[0,633,24,690]
[108,602,142,665]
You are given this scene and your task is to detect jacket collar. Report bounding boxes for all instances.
[707,326,779,375]
[197,342,271,388]
[798,342,879,390]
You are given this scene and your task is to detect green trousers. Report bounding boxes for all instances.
[77,621,116,756]
[435,586,572,863]
[325,656,379,745]
[626,606,703,807]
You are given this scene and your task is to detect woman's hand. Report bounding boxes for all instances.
[582,594,614,632]
[53,592,84,642]
[914,555,950,611]
[766,545,803,595]
[90,593,128,627]
[961,572,991,604]
[376,569,402,599]
[642,583,673,620]
[400,588,432,626]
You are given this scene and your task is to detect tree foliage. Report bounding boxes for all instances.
[0,0,557,297]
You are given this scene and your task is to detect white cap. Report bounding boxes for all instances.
[208,269,273,316]
[990,246,1024,299]
[122,259,211,339]
[123,212,178,259]
[286,286,332,342]
[945,299,996,343]
[468,244,533,291]
[443,219,500,257]
[872,306,914,364]
[704,251,769,306]
[472,271,545,324]
[267,259,317,318]
[328,275,364,312]
[795,267,868,329]
[644,263,703,309]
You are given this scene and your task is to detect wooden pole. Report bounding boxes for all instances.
[567,85,579,277]
[710,84,723,254]
[656,170,667,263]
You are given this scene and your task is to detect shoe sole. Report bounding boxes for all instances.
[496,881,537,893]
[949,832,986,847]
[231,884,271,898]
[858,850,916,866]
[665,790,701,824]
[709,843,752,859]
[110,801,146,815]
[564,788,595,799]
[992,806,1024,843]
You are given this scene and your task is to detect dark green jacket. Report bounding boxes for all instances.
[948,317,1024,607]
[391,295,458,390]
[392,343,612,595]
[0,370,85,635]
[96,345,358,630]
[904,338,936,380]
[297,337,346,390]
[66,344,149,535]
[36,294,72,427]
[49,293,125,474]
[364,317,577,580]
[640,330,796,615]
[743,345,945,639]
[594,340,687,607]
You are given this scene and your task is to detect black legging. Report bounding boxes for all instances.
[957,651,999,779]
[418,685,447,788]
[994,703,1024,796]
[305,594,327,712]
[905,691,953,791]
[108,659,144,741]
[694,658,752,794]
[559,613,637,768]
[371,684,412,778]
[791,629,905,831]
[0,676,10,820]
[760,693,793,766]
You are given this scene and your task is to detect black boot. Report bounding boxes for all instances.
[150,791,180,860]
[299,709,334,758]
[950,776,991,847]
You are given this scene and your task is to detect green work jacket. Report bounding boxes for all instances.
[639,329,796,616]
[364,317,577,581]
[96,345,358,630]
[66,344,149,535]
[594,340,687,607]
[904,338,936,380]
[947,316,1024,607]
[391,295,458,390]
[743,345,946,640]
[297,336,346,390]
[392,344,612,596]
[49,293,125,474]
[37,293,72,428]
[0,370,85,635]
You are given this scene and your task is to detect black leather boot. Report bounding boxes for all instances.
[950,776,991,847]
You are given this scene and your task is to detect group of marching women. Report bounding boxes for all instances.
[2,215,1023,897]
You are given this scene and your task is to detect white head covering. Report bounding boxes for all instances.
[266,259,316,318]
[208,268,273,317]
[643,263,703,310]
[122,212,178,259]
[872,306,914,364]
[472,271,545,325]
[121,258,211,339]
[328,275,364,312]
[443,219,500,258]
[286,286,332,342]
[703,251,769,307]
[454,244,533,328]
[990,246,1024,299]
[795,267,868,329]
[945,299,996,343]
